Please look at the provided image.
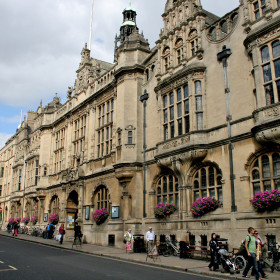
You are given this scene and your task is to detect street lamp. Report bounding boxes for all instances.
[139,90,149,218]
[217,45,237,212]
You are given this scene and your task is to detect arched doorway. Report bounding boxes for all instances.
[66,191,78,229]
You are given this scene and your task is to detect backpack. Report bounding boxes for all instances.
[240,235,251,258]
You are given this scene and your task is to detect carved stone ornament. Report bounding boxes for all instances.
[255,128,280,145]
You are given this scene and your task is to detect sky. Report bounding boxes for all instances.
[0,0,239,149]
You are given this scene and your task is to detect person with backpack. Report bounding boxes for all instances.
[242,227,261,279]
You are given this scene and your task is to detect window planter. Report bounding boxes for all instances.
[154,203,176,219]
[93,208,109,225]
[250,190,280,212]
[190,197,220,217]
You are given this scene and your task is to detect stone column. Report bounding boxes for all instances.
[78,181,85,222]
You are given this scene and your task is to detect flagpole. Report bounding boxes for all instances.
[89,0,94,50]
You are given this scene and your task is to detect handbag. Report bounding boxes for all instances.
[123,238,127,244]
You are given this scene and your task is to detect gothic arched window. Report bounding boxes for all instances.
[162,47,170,72]
[94,185,110,211]
[193,166,223,203]
[251,152,280,194]
[189,29,198,57]
[175,38,183,65]
[156,175,179,208]
[50,195,59,214]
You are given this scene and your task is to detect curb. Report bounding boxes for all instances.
[0,232,241,279]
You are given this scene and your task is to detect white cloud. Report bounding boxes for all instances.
[0,133,12,150]
[0,0,239,110]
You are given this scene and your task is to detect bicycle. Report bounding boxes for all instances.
[161,236,180,257]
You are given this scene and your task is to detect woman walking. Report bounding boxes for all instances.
[208,233,219,271]
[59,224,65,244]
[124,229,133,254]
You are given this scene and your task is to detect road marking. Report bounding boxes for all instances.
[0,261,4,264]
[8,266,17,270]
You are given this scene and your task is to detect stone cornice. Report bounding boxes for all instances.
[114,64,145,79]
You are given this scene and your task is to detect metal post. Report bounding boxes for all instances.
[217,45,237,212]
[139,90,149,218]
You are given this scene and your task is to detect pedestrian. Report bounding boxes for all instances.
[208,233,220,271]
[242,227,260,280]
[59,223,66,245]
[47,223,54,239]
[7,223,11,234]
[73,222,82,246]
[179,231,190,259]
[251,231,268,278]
[145,227,155,256]
[262,242,274,272]
[12,221,18,237]
[124,229,133,254]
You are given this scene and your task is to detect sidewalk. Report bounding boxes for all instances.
[1,231,279,280]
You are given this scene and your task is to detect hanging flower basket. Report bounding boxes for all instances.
[250,190,280,212]
[154,203,177,219]
[93,208,109,225]
[8,218,14,224]
[49,213,59,224]
[22,216,30,225]
[31,215,38,225]
[190,197,220,217]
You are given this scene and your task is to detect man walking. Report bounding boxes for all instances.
[242,227,260,279]
[145,227,155,256]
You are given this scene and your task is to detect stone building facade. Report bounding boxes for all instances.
[1,0,280,249]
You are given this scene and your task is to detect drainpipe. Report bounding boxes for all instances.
[217,45,237,212]
[139,90,149,218]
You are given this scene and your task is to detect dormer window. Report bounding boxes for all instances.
[162,47,170,72]
[189,29,198,57]
[175,39,183,65]
[253,0,266,20]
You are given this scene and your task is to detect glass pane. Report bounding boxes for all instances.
[169,176,174,192]
[177,103,182,117]
[164,109,168,123]
[217,176,222,185]
[170,122,175,138]
[157,196,161,204]
[265,84,275,105]
[254,2,259,9]
[184,84,189,98]
[170,92,174,105]
[195,81,202,95]
[164,124,168,140]
[218,187,223,203]
[194,191,199,201]
[202,190,207,198]
[264,180,271,191]
[178,119,182,135]
[169,194,174,204]
[163,177,167,193]
[252,169,260,180]
[177,88,182,101]
[277,80,280,102]
[261,46,270,63]
[209,167,215,186]
[263,64,272,82]
[275,179,280,190]
[196,96,203,111]
[261,0,266,6]
[163,196,167,203]
[253,159,259,168]
[185,115,190,133]
[273,41,280,58]
[157,187,161,194]
[262,155,271,178]
[274,59,280,78]
[170,106,174,121]
[253,182,261,194]
[197,113,203,130]
[201,168,207,188]
[194,180,199,189]
[184,100,189,114]
[163,95,168,108]
[209,188,215,198]
[273,153,280,177]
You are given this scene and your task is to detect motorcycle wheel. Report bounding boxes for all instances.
[234,256,246,270]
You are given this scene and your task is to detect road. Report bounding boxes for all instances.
[0,235,226,280]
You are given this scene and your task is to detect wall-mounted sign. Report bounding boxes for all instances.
[85,206,90,220]
[67,213,75,229]
[111,206,119,219]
